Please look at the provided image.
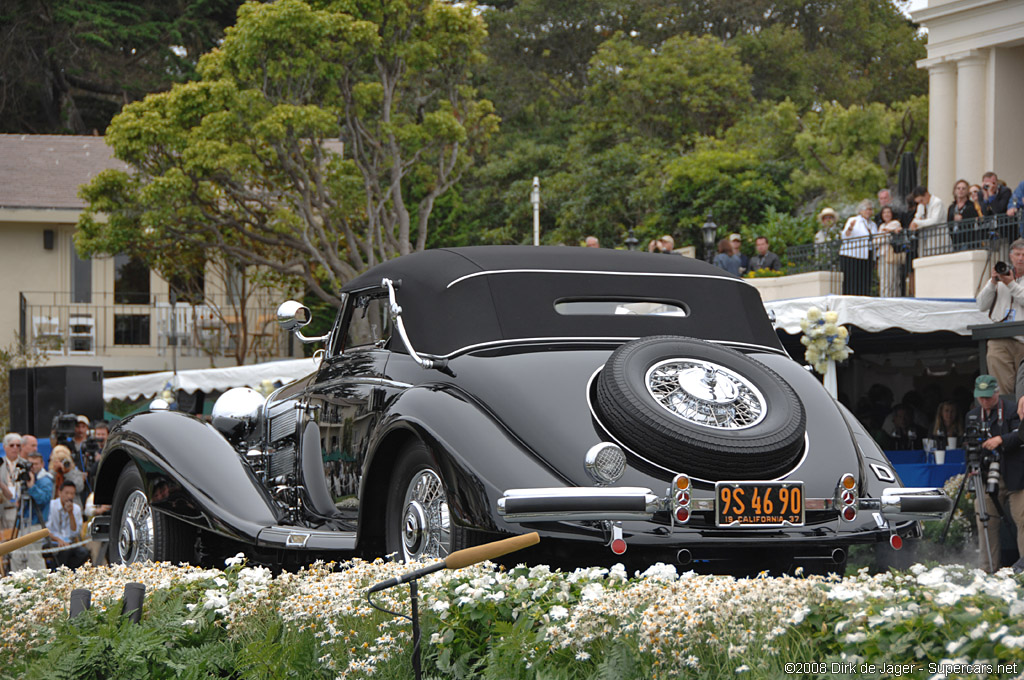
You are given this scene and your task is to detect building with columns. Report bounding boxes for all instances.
[911,0,1024,197]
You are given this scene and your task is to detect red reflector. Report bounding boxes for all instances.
[841,505,857,521]
[674,507,690,523]
[890,534,903,550]
[675,490,690,506]
[611,538,627,555]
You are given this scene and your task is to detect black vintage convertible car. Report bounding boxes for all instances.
[92,246,951,574]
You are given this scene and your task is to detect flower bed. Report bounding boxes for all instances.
[2,558,1024,679]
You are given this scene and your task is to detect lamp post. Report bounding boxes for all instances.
[531,177,540,246]
[701,213,718,263]
[625,227,639,251]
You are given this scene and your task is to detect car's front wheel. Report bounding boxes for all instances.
[385,441,467,562]
[108,464,194,565]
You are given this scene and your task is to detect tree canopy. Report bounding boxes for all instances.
[0,0,242,133]
[77,0,497,306]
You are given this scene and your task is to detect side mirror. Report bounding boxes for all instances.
[276,300,311,332]
[276,300,329,345]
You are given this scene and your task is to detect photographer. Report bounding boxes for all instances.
[967,375,1024,573]
[9,452,53,572]
[976,239,1024,396]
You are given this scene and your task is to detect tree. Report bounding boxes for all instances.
[790,96,928,203]
[0,0,242,133]
[77,0,498,308]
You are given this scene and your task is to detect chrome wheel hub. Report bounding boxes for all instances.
[400,469,450,561]
[117,490,154,563]
[646,359,766,429]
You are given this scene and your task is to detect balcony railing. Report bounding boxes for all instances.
[18,290,290,362]
[786,213,1024,297]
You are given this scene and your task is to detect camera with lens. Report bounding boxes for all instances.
[13,458,32,484]
[51,412,77,449]
[83,437,102,458]
[965,413,1001,493]
[995,261,1012,276]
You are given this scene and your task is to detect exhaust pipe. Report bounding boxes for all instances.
[831,548,846,564]
[676,548,692,565]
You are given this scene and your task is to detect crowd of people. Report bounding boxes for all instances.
[0,417,110,572]
[816,172,1024,296]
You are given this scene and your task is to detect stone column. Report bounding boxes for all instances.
[955,51,989,186]
[926,60,957,201]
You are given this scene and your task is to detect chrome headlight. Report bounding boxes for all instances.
[585,443,626,485]
[211,387,265,442]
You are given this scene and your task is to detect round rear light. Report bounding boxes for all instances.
[674,474,690,491]
[585,443,626,485]
[611,538,627,555]
[890,534,903,550]
[841,505,857,521]
[674,507,690,523]
[675,490,690,506]
[841,489,855,505]
[840,473,856,490]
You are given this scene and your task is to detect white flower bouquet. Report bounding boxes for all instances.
[799,307,852,375]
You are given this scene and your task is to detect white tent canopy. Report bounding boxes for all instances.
[764,295,990,337]
[103,358,318,401]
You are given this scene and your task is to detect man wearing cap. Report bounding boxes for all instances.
[966,374,1024,572]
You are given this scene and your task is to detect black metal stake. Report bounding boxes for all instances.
[410,579,421,680]
[121,582,145,624]
[69,588,92,618]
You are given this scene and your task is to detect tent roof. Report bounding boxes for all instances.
[764,295,990,336]
[103,358,317,401]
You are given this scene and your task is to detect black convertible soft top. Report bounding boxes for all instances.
[342,246,782,356]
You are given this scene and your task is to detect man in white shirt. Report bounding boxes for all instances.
[839,199,878,295]
[977,239,1024,396]
[47,481,89,569]
[909,185,945,231]
[0,433,21,531]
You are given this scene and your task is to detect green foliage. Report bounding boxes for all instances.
[17,590,233,680]
[77,0,497,307]
[0,0,242,133]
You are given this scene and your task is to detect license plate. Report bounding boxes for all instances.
[715,481,804,527]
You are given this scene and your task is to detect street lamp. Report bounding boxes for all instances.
[701,213,718,263]
[625,227,639,251]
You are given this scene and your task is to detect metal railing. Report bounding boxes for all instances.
[786,213,1024,297]
[18,290,291,363]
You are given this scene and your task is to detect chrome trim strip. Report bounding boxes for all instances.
[584,366,811,484]
[436,337,787,360]
[447,269,747,289]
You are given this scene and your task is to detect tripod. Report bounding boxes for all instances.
[940,458,1011,572]
[3,481,35,574]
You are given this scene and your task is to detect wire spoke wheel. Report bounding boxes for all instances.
[118,489,154,563]
[646,359,766,429]
[399,469,451,561]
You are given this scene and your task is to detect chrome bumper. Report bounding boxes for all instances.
[498,487,662,522]
[497,486,953,523]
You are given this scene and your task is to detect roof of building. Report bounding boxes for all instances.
[0,134,126,210]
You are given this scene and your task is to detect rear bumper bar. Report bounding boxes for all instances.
[497,485,952,523]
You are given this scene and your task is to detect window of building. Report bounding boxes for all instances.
[168,265,205,305]
[113,314,150,345]
[71,237,92,304]
[114,255,150,305]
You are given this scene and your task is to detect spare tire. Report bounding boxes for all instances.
[594,336,805,481]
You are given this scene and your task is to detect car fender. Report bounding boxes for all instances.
[95,411,282,541]
[358,385,573,540]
